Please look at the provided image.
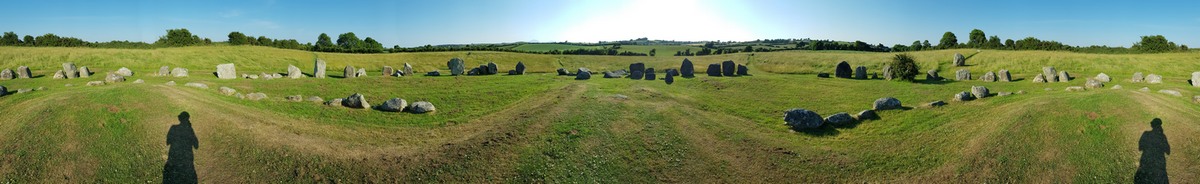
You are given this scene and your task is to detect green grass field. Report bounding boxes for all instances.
[1,46,1198,182]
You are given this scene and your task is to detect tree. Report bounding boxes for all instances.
[362,37,384,53]
[967,29,986,48]
[910,40,923,51]
[889,54,920,82]
[23,35,34,46]
[257,36,271,46]
[648,49,656,56]
[154,29,206,47]
[922,40,932,49]
[986,36,1002,49]
[744,46,753,52]
[227,32,247,45]
[0,32,21,45]
[336,32,363,52]
[315,33,335,52]
[938,32,958,49]
[1004,39,1015,49]
[1131,35,1179,53]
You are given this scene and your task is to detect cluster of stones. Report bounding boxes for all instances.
[0,85,45,96]
[577,59,700,85]
[323,93,437,113]
[976,69,1012,82]
[1130,72,1164,84]
[0,66,32,80]
[707,60,747,77]
[1032,66,1073,83]
[783,97,899,130]
[466,62,500,75]
[830,61,877,80]
[381,63,417,77]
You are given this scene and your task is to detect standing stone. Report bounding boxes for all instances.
[721,60,736,76]
[1095,73,1111,82]
[62,63,78,79]
[737,64,749,76]
[343,66,356,78]
[342,93,369,109]
[382,66,395,76]
[16,66,31,79]
[556,68,569,75]
[447,58,465,76]
[575,68,591,80]
[403,63,414,76]
[408,101,437,113]
[1191,72,1200,87]
[1131,72,1144,83]
[1057,71,1071,82]
[665,69,676,84]
[216,63,237,79]
[314,58,327,78]
[707,63,722,77]
[53,70,66,79]
[644,68,656,80]
[0,69,11,80]
[873,97,902,110]
[971,86,990,98]
[1085,79,1104,89]
[1146,74,1163,84]
[824,113,855,126]
[487,62,498,75]
[79,66,91,78]
[835,61,852,78]
[512,62,524,75]
[1033,74,1047,83]
[854,66,867,79]
[288,65,303,78]
[629,63,646,79]
[158,66,170,76]
[784,108,823,130]
[115,67,133,76]
[998,70,1011,82]
[953,53,965,66]
[356,68,367,77]
[980,71,996,82]
[882,65,893,80]
[0,86,6,96]
[172,68,189,77]
[1042,67,1058,82]
[955,69,971,81]
[926,70,941,81]
[680,59,695,78]
[377,98,408,112]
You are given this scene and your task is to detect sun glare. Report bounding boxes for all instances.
[559,0,754,42]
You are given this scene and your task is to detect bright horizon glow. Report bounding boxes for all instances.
[557,0,756,42]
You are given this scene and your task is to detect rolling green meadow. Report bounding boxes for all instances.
[1,46,1199,182]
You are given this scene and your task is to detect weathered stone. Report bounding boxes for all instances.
[172,68,188,77]
[643,68,655,80]
[286,95,303,102]
[404,63,414,76]
[835,61,852,78]
[824,112,855,126]
[882,65,893,80]
[928,101,947,107]
[218,87,237,96]
[784,108,823,130]
[342,93,369,109]
[737,64,749,76]
[447,58,465,76]
[115,67,133,76]
[971,86,990,98]
[132,79,144,83]
[86,81,105,86]
[326,98,343,106]
[1145,74,1162,84]
[854,66,867,79]
[377,98,408,112]
[873,97,902,110]
[307,96,323,102]
[998,69,1011,82]
[1016,90,1026,94]
[246,93,268,101]
[216,63,237,79]
[1065,86,1086,91]
[510,62,523,75]
[603,71,620,78]
[17,66,31,79]
[260,72,274,80]
[0,69,11,80]
[242,74,259,79]
[998,92,1013,96]
[53,70,66,79]
[980,71,996,82]
[1095,73,1111,82]
[1131,72,1144,83]
[1158,90,1182,97]
[1033,74,1047,83]
[15,88,31,93]
[926,70,941,81]
[1042,67,1058,82]
[952,91,975,101]
[78,66,91,78]
[556,68,569,75]
[575,68,591,80]
[64,84,73,87]
[1194,96,1200,103]
[1112,85,1123,89]
[721,60,736,76]
[1140,87,1150,92]
[382,66,395,77]
[0,86,6,96]
[487,62,498,74]
[706,63,722,77]
[408,101,436,113]
[1085,79,1104,89]
[356,68,366,77]
[953,53,965,66]
[665,69,676,84]
[158,66,170,76]
[1057,71,1071,82]
[62,63,78,79]
[166,81,176,86]
[343,66,356,78]
[817,73,830,78]
[629,63,645,79]
[104,73,125,83]
[955,69,971,81]
[314,58,327,78]
[287,65,303,78]
[856,110,879,120]
[680,59,694,78]
[468,67,481,75]
[1191,72,1200,87]
[426,71,441,76]
[184,82,208,89]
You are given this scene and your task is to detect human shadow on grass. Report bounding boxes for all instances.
[163,111,199,184]
[1134,118,1169,184]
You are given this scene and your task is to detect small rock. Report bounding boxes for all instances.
[952,92,975,101]
[166,81,176,86]
[216,63,237,79]
[408,101,437,113]
[307,96,324,102]
[342,93,369,108]
[377,98,408,112]
[132,79,144,83]
[115,67,133,76]
[1065,86,1086,91]
[325,98,344,106]
[1085,79,1104,89]
[928,101,947,107]
[184,82,208,89]
[971,86,990,98]
[1015,90,1026,94]
[873,97,902,110]
[1033,74,1047,83]
[824,112,855,126]
[1146,74,1162,84]
[86,81,105,86]
[218,87,237,96]
[1095,73,1111,82]
[575,68,591,80]
[817,73,830,78]
[1158,90,1182,97]
[998,92,1013,96]
[856,110,879,120]
[784,108,823,130]
[1112,85,1123,89]
[557,68,570,76]
[172,68,189,77]
[1140,87,1150,92]
[1131,72,1144,83]
[104,73,125,83]
[247,93,268,100]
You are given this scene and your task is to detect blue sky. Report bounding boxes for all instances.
[2,0,1198,47]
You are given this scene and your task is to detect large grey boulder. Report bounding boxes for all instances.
[115,67,133,76]
[721,60,736,76]
[952,91,975,101]
[16,66,31,79]
[980,71,996,82]
[382,66,395,77]
[52,70,66,79]
[629,63,645,79]
[665,69,676,84]
[288,65,303,78]
[1033,74,1047,83]
[824,112,855,126]
[104,73,125,83]
[882,65,893,80]
[1042,67,1058,82]
[1095,73,1111,82]
[0,69,11,80]
[575,68,591,80]
[377,98,408,112]
[854,66,867,79]
[487,62,498,74]
[408,101,436,113]
[246,93,268,101]
[356,68,367,77]
[835,61,852,78]
[314,58,327,78]
[1057,71,1071,82]
[856,110,879,120]
[926,70,941,81]
[343,66,356,78]
[955,69,971,81]
[78,66,91,78]
[971,86,990,98]
[342,93,369,108]
[62,63,78,79]
[873,97,902,110]
[1192,72,1200,87]
[784,108,823,130]
[216,63,237,79]
[171,68,188,77]
[737,64,749,76]
[953,53,965,66]
[1131,72,1144,83]
[680,59,694,78]
[158,66,170,76]
[510,62,524,75]
[448,58,465,76]
[1146,74,1163,84]
[218,87,237,96]
[1085,79,1104,89]
[706,63,721,77]
[997,69,1012,82]
[404,63,415,76]
[643,68,655,80]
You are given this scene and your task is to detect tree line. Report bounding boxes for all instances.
[891,29,1189,54]
[0,29,207,49]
